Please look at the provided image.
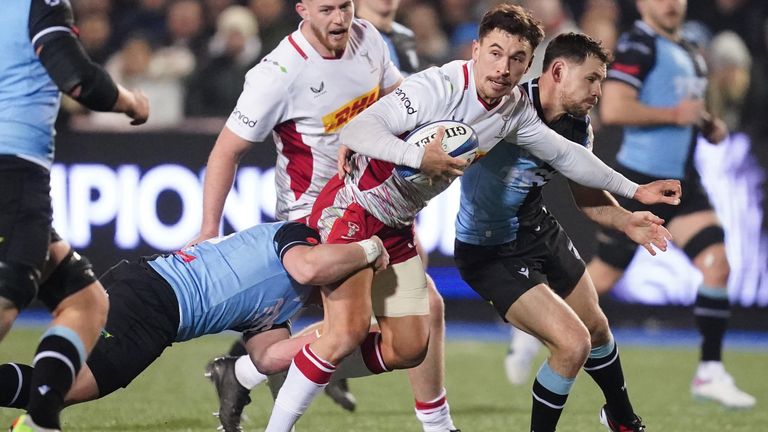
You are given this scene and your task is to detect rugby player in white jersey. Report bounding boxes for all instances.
[263,4,681,432]
[188,1,458,431]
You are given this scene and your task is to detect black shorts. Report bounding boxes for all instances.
[86,260,180,397]
[454,211,586,320]
[0,156,52,271]
[595,165,714,269]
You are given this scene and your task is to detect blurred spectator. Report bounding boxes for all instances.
[72,0,112,16]
[706,31,752,131]
[687,0,767,58]
[402,2,450,66]
[202,0,236,34]
[77,12,113,65]
[90,33,192,127]
[438,0,476,35]
[186,6,261,116]
[248,0,300,58]
[520,0,580,81]
[579,0,619,52]
[451,22,478,60]
[112,0,168,50]
[164,0,208,59]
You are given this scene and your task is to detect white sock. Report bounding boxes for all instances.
[414,388,457,432]
[265,346,335,432]
[234,355,267,389]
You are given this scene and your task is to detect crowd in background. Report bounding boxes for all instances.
[64,0,766,130]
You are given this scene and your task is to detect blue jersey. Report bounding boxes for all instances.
[455,79,593,246]
[609,20,707,179]
[0,0,76,168]
[147,222,319,342]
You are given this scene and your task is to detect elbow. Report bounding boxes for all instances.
[291,264,324,286]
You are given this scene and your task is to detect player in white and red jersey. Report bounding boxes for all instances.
[196,9,400,225]
[192,1,461,431]
[264,4,681,432]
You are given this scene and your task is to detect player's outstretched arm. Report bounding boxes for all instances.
[33,19,149,124]
[633,179,682,205]
[282,236,389,285]
[570,183,671,255]
[621,211,673,256]
[188,128,255,247]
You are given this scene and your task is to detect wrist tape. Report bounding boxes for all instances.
[355,239,381,264]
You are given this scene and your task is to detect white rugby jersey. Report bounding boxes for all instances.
[339,60,637,228]
[225,19,401,221]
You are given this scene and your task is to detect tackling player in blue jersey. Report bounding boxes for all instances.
[453,33,668,432]
[0,222,388,428]
[1,0,148,430]
[586,0,755,409]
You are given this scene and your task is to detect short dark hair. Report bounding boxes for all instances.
[478,4,544,50]
[541,32,612,71]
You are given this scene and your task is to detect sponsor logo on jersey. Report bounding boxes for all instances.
[393,87,417,115]
[231,108,258,128]
[322,87,380,132]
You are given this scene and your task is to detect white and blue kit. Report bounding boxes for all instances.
[454,79,591,318]
[610,20,707,179]
[86,221,320,395]
[595,20,718,268]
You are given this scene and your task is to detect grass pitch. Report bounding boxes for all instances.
[1,327,765,431]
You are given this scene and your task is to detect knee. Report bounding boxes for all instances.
[551,326,591,368]
[323,316,372,358]
[696,248,730,285]
[388,334,429,369]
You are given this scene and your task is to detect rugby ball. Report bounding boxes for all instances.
[395,120,479,184]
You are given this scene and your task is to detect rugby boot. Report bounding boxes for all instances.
[205,356,251,432]
[599,404,646,432]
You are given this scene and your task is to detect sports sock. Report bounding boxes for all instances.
[26,326,86,429]
[0,363,33,408]
[414,388,457,432]
[265,344,335,432]
[583,337,635,424]
[693,285,730,362]
[530,361,574,432]
[234,355,267,389]
[334,332,390,379]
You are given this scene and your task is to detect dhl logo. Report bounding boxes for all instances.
[322,87,380,133]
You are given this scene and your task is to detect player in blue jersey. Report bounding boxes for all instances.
[1,1,148,431]
[0,222,388,427]
[453,33,668,432]
[586,0,755,409]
